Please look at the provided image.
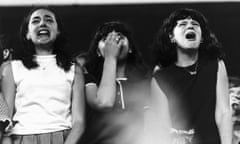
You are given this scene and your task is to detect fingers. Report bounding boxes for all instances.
[117,37,128,47]
[105,31,121,44]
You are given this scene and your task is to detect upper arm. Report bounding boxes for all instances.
[71,64,85,124]
[150,77,171,127]
[85,83,98,108]
[85,83,113,111]
[215,60,231,122]
[146,77,172,143]
[1,62,16,117]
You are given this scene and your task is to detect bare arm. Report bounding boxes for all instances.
[85,57,117,110]
[86,32,121,109]
[215,60,232,144]
[0,62,11,141]
[95,57,117,109]
[64,64,85,144]
[1,63,15,144]
[1,62,15,120]
[145,78,171,143]
[80,57,117,110]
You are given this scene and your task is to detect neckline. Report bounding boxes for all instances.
[175,61,198,75]
[116,77,128,81]
[34,55,56,61]
[175,62,196,68]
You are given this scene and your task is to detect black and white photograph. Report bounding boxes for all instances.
[0,0,238,143]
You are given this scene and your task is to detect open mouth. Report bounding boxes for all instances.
[37,29,50,37]
[185,32,196,40]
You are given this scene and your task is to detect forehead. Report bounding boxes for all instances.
[30,9,56,19]
[100,30,125,38]
[176,17,199,23]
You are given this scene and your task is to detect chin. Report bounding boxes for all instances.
[36,39,53,45]
[185,42,200,49]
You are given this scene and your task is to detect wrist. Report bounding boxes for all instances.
[104,56,117,61]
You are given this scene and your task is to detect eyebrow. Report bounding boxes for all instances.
[177,19,199,24]
[44,15,53,19]
[31,14,54,20]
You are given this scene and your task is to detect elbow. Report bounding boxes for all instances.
[72,118,85,132]
[95,92,115,110]
[96,98,115,110]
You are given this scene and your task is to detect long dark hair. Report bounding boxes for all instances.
[152,8,224,67]
[17,6,71,71]
[85,21,148,83]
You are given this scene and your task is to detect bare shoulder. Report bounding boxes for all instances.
[1,61,12,77]
[217,60,227,76]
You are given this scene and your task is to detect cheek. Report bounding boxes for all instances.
[28,22,35,32]
[199,30,202,40]
[172,29,182,41]
[26,30,33,40]
[52,27,60,37]
[26,24,37,39]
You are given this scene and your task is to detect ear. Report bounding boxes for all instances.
[169,34,175,43]
[57,30,60,36]
[128,49,132,53]
[26,32,31,40]
[96,49,101,57]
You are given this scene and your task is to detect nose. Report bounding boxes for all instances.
[186,22,194,29]
[39,19,47,27]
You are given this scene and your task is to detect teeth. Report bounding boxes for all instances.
[39,31,48,34]
[37,30,49,36]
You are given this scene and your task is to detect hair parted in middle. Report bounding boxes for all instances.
[17,6,72,71]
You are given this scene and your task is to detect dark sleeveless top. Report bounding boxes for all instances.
[154,57,220,144]
[79,66,150,144]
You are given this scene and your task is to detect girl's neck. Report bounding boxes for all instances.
[35,45,53,56]
[176,48,198,67]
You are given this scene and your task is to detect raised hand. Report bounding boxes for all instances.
[98,31,122,59]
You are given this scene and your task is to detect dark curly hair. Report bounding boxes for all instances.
[17,6,71,71]
[85,21,148,83]
[152,8,224,67]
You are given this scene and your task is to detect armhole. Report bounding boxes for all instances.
[9,61,17,84]
[85,82,97,87]
[1,61,16,85]
[68,64,75,85]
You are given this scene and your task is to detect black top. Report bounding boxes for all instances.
[154,57,220,144]
[79,66,150,144]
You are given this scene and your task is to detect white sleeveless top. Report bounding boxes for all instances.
[10,55,75,135]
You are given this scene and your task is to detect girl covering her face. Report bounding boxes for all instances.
[80,21,150,144]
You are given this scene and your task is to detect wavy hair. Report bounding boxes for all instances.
[152,8,224,67]
[85,21,148,83]
[17,6,71,71]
